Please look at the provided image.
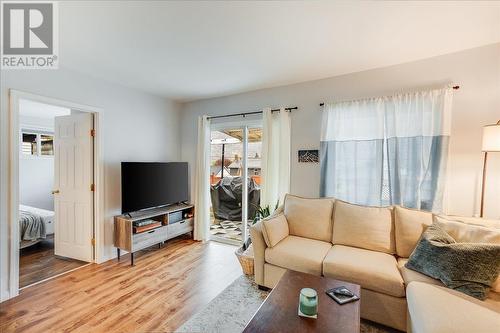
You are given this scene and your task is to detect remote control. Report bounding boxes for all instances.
[333,288,354,297]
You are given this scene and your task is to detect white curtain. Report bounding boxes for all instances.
[193,115,211,241]
[320,87,453,212]
[261,107,291,209]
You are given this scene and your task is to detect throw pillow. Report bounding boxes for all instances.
[261,214,289,248]
[434,215,500,293]
[406,224,500,300]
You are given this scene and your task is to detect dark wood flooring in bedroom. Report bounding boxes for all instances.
[2,235,241,333]
[19,235,88,288]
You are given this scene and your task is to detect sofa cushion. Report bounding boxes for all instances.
[283,194,334,242]
[494,276,500,295]
[322,245,405,297]
[394,206,433,258]
[397,258,443,287]
[261,214,289,248]
[407,282,500,333]
[435,214,500,229]
[434,215,500,243]
[265,235,332,276]
[332,200,395,254]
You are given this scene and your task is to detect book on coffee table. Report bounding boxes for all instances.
[326,286,360,305]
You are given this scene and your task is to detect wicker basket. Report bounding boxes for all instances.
[235,244,254,275]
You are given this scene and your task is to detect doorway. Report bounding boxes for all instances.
[209,120,263,246]
[18,99,95,288]
[7,90,103,299]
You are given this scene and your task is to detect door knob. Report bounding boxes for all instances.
[52,190,60,194]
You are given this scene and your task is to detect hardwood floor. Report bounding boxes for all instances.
[19,235,88,288]
[1,235,241,333]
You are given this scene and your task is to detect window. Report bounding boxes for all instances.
[20,130,54,157]
[22,133,38,155]
[41,134,54,155]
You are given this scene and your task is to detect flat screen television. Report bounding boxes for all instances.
[121,162,188,214]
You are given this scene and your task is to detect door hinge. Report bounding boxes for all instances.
[90,129,96,137]
[90,183,95,192]
[91,238,96,246]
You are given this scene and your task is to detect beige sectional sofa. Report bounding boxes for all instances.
[250,194,500,332]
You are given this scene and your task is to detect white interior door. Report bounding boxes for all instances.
[54,113,94,262]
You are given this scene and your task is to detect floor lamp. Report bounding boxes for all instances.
[480,120,500,217]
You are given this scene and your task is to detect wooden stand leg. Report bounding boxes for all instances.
[131,252,134,266]
[480,151,488,218]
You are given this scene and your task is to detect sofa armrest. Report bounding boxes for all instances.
[250,211,289,286]
[250,221,267,286]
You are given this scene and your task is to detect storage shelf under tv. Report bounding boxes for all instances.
[114,203,194,265]
[134,222,162,234]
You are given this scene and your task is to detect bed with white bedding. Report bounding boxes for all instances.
[19,205,55,249]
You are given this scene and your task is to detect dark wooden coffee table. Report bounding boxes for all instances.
[243,270,361,333]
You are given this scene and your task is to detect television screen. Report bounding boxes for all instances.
[121,162,188,214]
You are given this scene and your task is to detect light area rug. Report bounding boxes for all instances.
[175,275,402,333]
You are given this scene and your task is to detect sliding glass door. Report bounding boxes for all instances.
[209,121,262,246]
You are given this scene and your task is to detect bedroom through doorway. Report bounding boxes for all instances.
[18,99,92,288]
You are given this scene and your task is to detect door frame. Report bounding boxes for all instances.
[7,89,104,300]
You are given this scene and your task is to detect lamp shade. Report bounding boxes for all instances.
[482,122,500,152]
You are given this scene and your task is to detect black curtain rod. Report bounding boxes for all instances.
[207,107,298,120]
[318,85,460,107]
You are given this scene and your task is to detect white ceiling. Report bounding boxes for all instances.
[59,1,500,102]
[19,99,71,119]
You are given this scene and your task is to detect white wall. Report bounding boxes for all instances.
[1,67,181,300]
[18,115,61,211]
[19,157,54,211]
[181,43,500,219]
[19,115,56,129]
